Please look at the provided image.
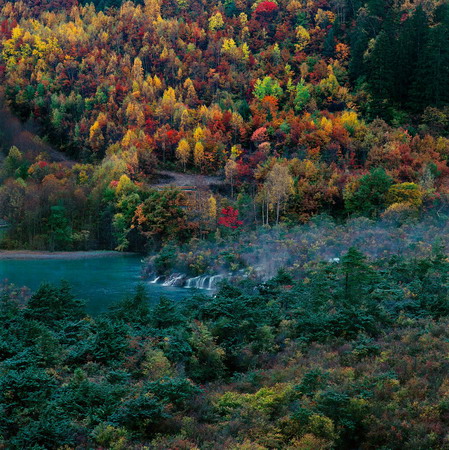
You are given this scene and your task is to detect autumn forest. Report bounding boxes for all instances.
[2,0,449,448]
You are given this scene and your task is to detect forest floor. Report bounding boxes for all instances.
[0,250,135,260]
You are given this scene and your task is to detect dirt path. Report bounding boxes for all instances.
[151,170,225,189]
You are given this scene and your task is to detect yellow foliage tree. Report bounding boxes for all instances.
[116,174,134,196]
[153,75,163,90]
[225,158,238,197]
[222,38,237,53]
[242,42,250,60]
[193,126,205,142]
[208,195,217,221]
[176,138,191,171]
[264,162,294,225]
[144,0,161,20]
[209,12,224,31]
[89,113,107,151]
[132,57,144,82]
[296,26,310,52]
[194,141,205,168]
[386,183,423,209]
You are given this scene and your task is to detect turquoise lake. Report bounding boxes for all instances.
[0,255,189,315]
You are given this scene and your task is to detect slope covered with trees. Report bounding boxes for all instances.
[2,1,449,448]
[2,249,449,448]
[1,0,449,251]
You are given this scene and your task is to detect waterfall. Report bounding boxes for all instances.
[148,273,224,290]
[149,276,162,284]
[207,275,223,289]
[185,276,200,289]
[162,273,185,287]
[185,274,223,290]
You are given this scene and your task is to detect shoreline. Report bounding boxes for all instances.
[0,250,138,260]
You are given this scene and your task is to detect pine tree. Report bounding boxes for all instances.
[395,5,428,108]
[366,13,398,118]
[153,297,184,328]
[412,4,449,110]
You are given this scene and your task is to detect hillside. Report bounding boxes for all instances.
[2,1,449,448]
[1,0,449,251]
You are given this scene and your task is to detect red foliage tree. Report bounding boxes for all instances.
[218,207,243,229]
[255,1,279,15]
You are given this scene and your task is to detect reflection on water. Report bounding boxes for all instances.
[0,255,189,315]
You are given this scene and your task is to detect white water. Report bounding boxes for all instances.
[162,273,185,287]
[148,273,224,290]
[185,274,223,290]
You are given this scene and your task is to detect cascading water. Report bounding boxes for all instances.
[162,273,185,287]
[149,276,162,284]
[185,274,223,290]
[148,273,224,290]
[185,276,204,289]
[207,275,223,289]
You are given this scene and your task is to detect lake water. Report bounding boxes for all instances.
[0,255,190,315]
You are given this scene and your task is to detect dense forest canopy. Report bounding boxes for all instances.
[1,0,449,251]
[2,0,449,448]
[2,249,449,448]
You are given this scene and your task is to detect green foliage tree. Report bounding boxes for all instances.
[294,79,311,111]
[344,169,393,217]
[254,76,283,100]
[25,282,85,326]
[47,205,73,251]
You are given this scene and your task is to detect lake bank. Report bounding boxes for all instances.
[0,250,137,260]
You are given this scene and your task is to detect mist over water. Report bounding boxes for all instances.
[143,214,449,287]
[2,215,447,314]
[228,214,449,280]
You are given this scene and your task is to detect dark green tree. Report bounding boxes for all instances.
[365,15,398,118]
[345,168,393,217]
[108,284,151,325]
[152,296,185,329]
[47,205,73,251]
[412,5,449,110]
[25,282,85,326]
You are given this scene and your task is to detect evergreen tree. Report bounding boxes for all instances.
[412,5,449,110]
[345,168,393,217]
[365,14,398,118]
[108,284,150,325]
[25,282,85,326]
[396,6,428,108]
[152,297,184,329]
